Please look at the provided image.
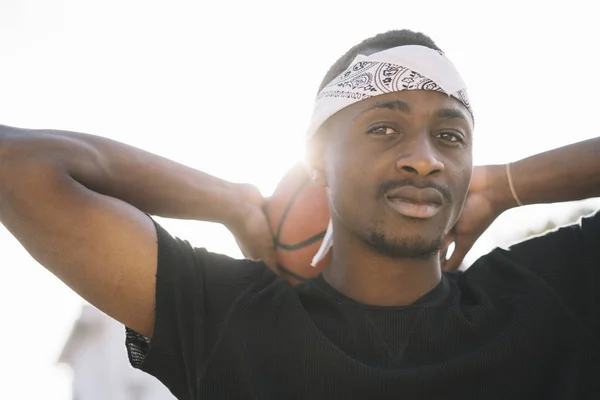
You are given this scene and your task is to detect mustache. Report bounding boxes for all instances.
[377,178,452,203]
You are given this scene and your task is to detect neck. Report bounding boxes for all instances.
[322,230,442,307]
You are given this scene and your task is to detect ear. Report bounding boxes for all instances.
[305,133,328,187]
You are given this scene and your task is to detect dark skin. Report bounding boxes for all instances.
[1,102,598,340]
[442,138,600,272]
[311,90,474,306]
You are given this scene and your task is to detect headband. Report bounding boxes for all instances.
[308,45,471,266]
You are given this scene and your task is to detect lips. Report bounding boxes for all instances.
[385,186,444,205]
[385,186,444,219]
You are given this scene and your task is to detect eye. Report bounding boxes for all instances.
[437,131,465,144]
[367,125,398,136]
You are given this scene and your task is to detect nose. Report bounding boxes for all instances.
[395,137,444,176]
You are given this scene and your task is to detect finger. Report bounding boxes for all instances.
[439,246,448,265]
[236,237,263,262]
[439,250,446,265]
[439,233,455,264]
[254,233,279,272]
[257,246,278,273]
[443,242,470,272]
[235,238,251,258]
[242,245,278,274]
[442,231,455,250]
[263,251,279,273]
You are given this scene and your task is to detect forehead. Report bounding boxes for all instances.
[335,90,472,125]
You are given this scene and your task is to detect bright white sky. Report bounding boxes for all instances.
[1,1,599,398]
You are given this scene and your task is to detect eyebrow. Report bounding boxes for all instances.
[361,100,468,121]
[434,108,469,122]
[360,99,470,123]
[364,100,411,114]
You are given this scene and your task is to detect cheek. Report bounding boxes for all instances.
[325,142,376,217]
[327,158,370,203]
[450,162,473,207]
[460,157,474,188]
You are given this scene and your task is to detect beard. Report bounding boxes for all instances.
[363,229,444,260]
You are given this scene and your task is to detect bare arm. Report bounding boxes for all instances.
[0,124,258,338]
[488,136,600,212]
[0,125,241,221]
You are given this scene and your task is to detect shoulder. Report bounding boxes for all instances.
[497,209,600,278]
[461,210,600,329]
[466,209,600,273]
[150,218,283,316]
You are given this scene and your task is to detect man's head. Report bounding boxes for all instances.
[308,30,473,262]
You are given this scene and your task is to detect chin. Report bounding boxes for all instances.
[364,231,444,260]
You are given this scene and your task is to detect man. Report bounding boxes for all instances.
[1,30,599,399]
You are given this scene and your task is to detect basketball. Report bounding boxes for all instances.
[265,163,332,285]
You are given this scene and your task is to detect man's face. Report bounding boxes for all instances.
[318,90,474,259]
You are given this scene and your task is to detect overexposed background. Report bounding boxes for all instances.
[1,1,599,398]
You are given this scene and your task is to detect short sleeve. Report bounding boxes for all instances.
[500,209,600,336]
[125,218,275,399]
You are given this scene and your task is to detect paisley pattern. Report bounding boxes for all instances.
[318,60,472,114]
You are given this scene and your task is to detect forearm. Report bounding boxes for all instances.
[0,125,240,224]
[488,137,600,212]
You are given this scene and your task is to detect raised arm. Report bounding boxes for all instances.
[443,136,600,271]
[0,125,275,337]
[488,136,600,210]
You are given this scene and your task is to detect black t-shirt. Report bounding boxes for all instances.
[126,211,600,399]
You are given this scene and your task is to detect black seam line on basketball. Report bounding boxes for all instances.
[275,230,327,251]
[273,176,312,242]
[277,264,310,282]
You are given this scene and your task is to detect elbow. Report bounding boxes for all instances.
[0,125,17,180]
[0,124,11,157]
[0,125,106,188]
[0,125,69,172]
[0,125,30,180]
[0,125,54,187]
[0,124,26,159]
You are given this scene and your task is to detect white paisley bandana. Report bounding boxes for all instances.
[309,45,471,266]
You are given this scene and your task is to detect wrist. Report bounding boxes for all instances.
[485,164,520,215]
[219,182,258,229]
